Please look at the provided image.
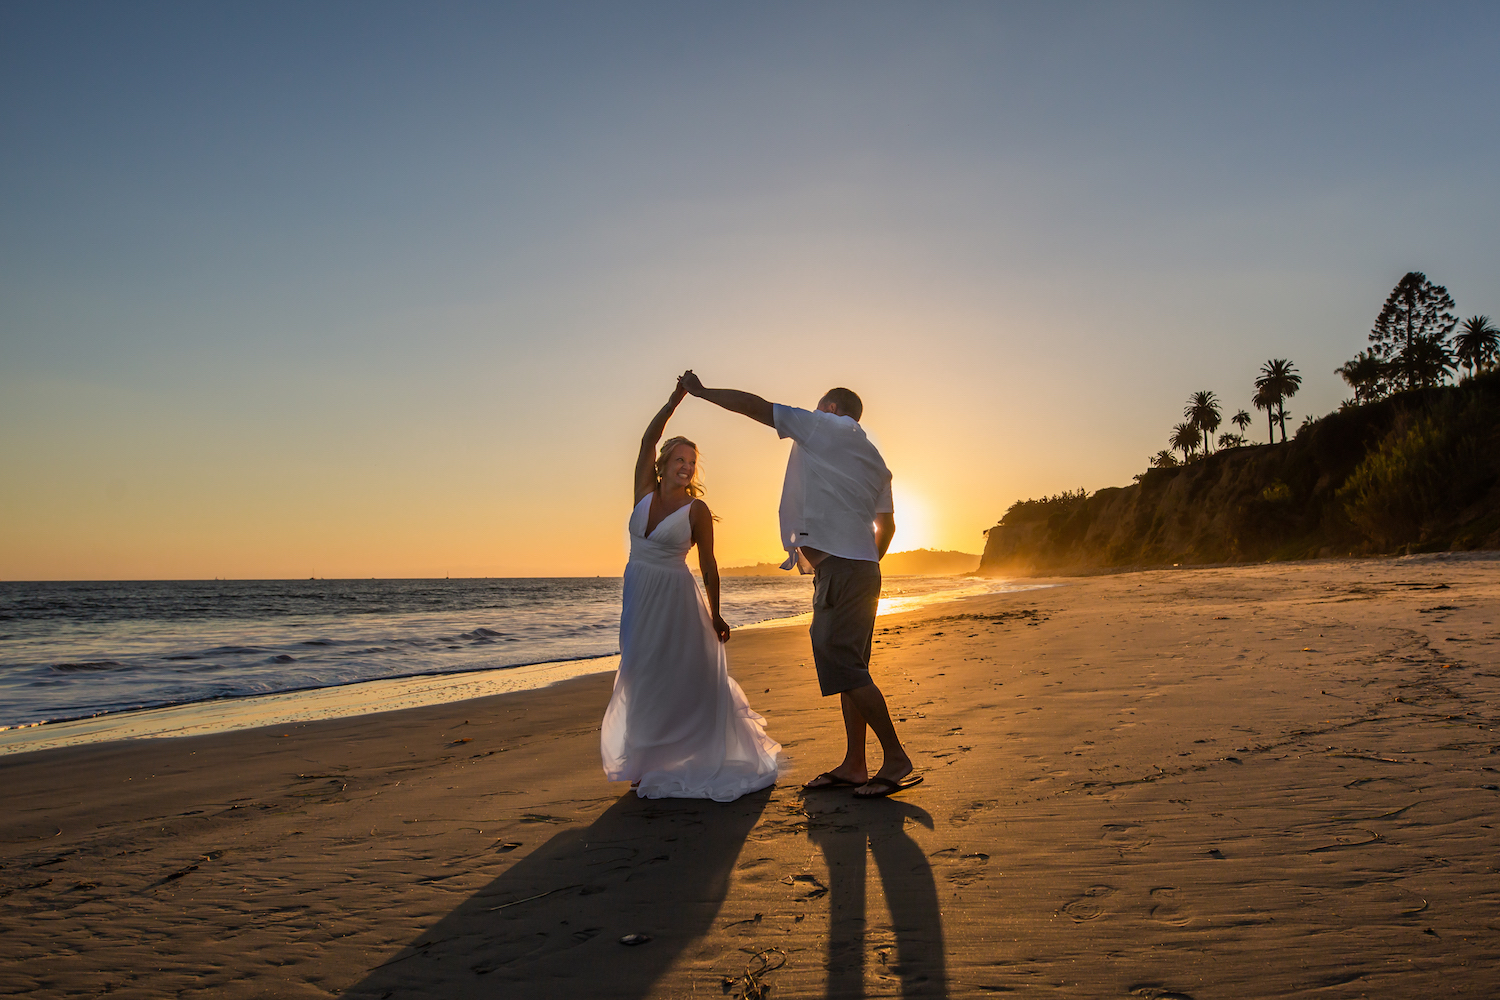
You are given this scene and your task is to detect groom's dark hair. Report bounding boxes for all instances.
[821,387,863,421]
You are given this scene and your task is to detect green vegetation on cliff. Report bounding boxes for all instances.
[980,371,1500,576]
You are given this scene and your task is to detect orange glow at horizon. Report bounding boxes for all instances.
[888,485,937,553]
[2,5,1495,582]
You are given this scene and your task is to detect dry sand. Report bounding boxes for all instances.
[2,555,1498,998]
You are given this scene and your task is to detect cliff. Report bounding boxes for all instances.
[980,371,1500,576]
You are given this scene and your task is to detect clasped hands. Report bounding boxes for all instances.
[665,371,703,408]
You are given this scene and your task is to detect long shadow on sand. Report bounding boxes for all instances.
[806,796,948,998]
[342,789,770,1000]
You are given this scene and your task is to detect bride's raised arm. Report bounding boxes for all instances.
[634,383,688,502]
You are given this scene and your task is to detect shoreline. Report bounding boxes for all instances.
[2,555,1497,997]
[0,653,622,757]
[0,578,1053,757]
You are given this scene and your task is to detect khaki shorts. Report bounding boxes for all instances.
[809,556,881,696]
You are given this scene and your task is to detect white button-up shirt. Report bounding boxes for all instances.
[773,404,894,571]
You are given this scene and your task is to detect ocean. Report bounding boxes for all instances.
[0,575,1014,732]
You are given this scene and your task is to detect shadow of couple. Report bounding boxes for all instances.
[342,787,946,998]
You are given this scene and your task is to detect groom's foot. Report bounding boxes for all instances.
[802,767,866,790]
[853,757,915,799]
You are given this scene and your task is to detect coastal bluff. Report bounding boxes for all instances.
[980,371,1500,576]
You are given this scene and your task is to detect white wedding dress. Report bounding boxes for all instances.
[601,495,781,801]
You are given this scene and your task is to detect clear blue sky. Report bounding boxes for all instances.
[3,2,1498,578]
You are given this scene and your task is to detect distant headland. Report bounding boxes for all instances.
[980,272,1500,577]
[724,548,981,577]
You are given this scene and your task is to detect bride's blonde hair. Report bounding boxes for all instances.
[656,436,706,498]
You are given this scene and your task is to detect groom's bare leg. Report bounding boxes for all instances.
[807,555,912,789]
[832,692,871,782]
[844,683,911,788]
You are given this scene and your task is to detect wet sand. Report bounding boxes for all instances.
[2,555,1498,998]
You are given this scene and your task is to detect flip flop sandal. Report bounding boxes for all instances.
[802,771,861,790]
[852,774,924,799]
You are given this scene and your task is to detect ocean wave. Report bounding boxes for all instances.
[0,574,1001,730]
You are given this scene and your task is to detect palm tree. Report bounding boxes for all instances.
[1252,385,1277,444]
[1151,449,1178,469]
[1255,359,1302,443]
[1185,391,1222,455]
[1217,432,1246,449]
[1231,409,1252,439]
[1454,315,1500,379]
[1170,422,1200,463]
[1405,334,1455,388]
[1336,350,1388,404]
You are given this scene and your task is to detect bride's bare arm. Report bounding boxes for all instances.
[635,384,688,501]
[690,501,731,642]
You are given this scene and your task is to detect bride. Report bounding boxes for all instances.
[600,383,781,801]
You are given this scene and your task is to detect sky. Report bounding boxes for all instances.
[3,1,1498,580]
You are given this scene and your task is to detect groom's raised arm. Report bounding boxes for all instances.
[678,371,775,427]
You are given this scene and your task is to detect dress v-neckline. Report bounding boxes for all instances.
[642,495,693,540]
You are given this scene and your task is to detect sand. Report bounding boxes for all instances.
[2,554,1498,998]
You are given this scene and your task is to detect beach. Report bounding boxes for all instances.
[3,555,1498,998]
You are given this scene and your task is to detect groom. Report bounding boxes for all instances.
[677,371,919,798]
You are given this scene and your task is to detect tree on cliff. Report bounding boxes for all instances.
[1337,349,1389,404]
[1170,422,1200,462]
[1151,449,1179,468]
[1231,409,1252,438]
[999,488,1090,525]
[1252,385,1277,443]
[1185,391,1222,455]
[1404,333,1456,388]
[1255,359,1301,443]
[1454,315,1499,379]
[1369,271,1458,391]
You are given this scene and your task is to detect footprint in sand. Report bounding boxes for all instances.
[733,856,782,883]
[1100,822,1152,854]
[1343,882,1429,919]
[929,847,991,887]
[948,854,990,887]
[1061,884,1117,921]
[780,873,829,901]
[1147,886,1192,926]
[1129,986,1196,1000]
[949,799,998,826]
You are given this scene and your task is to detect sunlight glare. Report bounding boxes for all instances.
[889,485,935,552]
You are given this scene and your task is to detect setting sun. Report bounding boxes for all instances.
[889,485,937,552]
